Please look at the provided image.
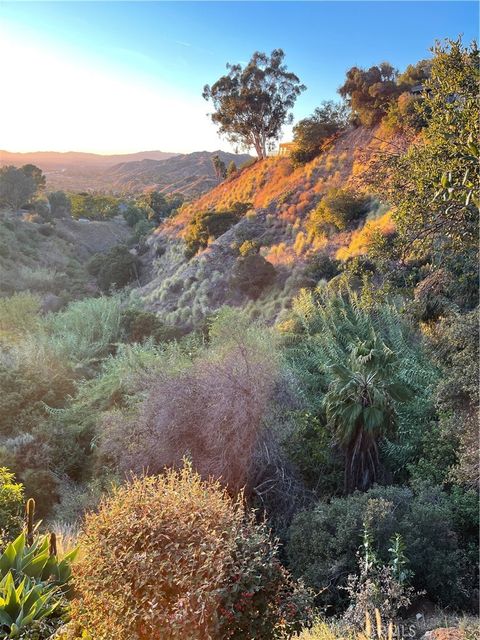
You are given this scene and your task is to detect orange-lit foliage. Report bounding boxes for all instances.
[264,242,296,267]
[160,126,405,282]
[336,212,395,260]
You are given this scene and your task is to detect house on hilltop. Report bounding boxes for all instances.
[278,142,296,157]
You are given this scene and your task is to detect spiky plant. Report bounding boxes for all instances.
[323,336,412,492]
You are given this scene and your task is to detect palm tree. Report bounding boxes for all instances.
[323,337,411,493]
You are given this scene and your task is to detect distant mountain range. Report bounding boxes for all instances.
[0,149,177,169]
[0,149,253,198]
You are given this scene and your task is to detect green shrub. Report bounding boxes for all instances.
[306,190,371,238]
[87,246,139,293]
[303,252,340,284]
[44,296,124,368]
[0,468,23,544]
[0,293,41,343]
[238,239,259,256]
[72,463,313,640]
[291,101,349,165]
[185,202,250,257]
[286,484,479,612]
[121,308,184,344]
[232,253,277,299]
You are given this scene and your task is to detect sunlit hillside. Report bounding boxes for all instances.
[136,124,400,328]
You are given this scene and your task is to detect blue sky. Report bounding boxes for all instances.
[1,1,477,153]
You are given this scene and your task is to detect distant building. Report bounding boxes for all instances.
[409,84,425,96]
[278,142,296,157]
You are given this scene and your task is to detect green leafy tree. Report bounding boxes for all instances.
[139,190,184,223]
[47,191,71,218]
[372,39,479,286]
[291,101,349,165]
[203,49,305,159]
[0,166,36,210]
[87,245,139,292]
[397,59,432,88]
[70,193,119,220]
[21,164,46,192]
[226,160,237,178]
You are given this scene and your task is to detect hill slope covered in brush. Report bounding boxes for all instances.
[136,124,397,328]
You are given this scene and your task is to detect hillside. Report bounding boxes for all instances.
[0,149,252,196]
[104,150,253,197]
[137,125,398,327]
[0,212,132,298]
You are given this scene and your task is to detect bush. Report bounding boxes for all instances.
[0,468,23,543]
[100,309,279,496]
[44,296,124,368]
[286,484,479,612]
[72,463,314,640]
[184,202,250,257]
[306,190,371,239]
[87,246,139,292]
[238,239,259,256]
[121,308,184,344]
[48,191,71,218]
[291,101,349,165]
[232,253,277,299]
[303,252,340,284]
[0,292,41,343]
[70,194,120,220]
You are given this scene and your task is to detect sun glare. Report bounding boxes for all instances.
[0,28,221,154]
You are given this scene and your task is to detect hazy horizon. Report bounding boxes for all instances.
[1,1,477,155]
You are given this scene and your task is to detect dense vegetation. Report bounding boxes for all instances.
[0,37,478,639]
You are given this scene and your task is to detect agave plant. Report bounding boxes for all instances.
[0,531,77,588]
[0,571,61,638]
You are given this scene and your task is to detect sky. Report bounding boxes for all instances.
[0,1,477,155]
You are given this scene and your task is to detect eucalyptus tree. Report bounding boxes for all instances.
[203,49,305,159]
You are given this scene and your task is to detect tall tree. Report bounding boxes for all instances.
[0,166,36,210]
[226,160,237,178]
[21,164,46,191]
[212,154,227,181]
[203,49,305,159]
[292,100,349,164]
[338,62,401,126]
[370,38,479,306]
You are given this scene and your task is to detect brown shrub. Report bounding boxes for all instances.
[100,310,279,495]
[72,464,314,640]
[72,464,242,639]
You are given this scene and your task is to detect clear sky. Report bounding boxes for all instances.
[1,1,477,154]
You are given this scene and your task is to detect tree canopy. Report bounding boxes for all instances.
[338,62,401,126]
[291,100,349,165]
[203,49,305,159]
[0,166,37,210]
[371,38,479,306]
